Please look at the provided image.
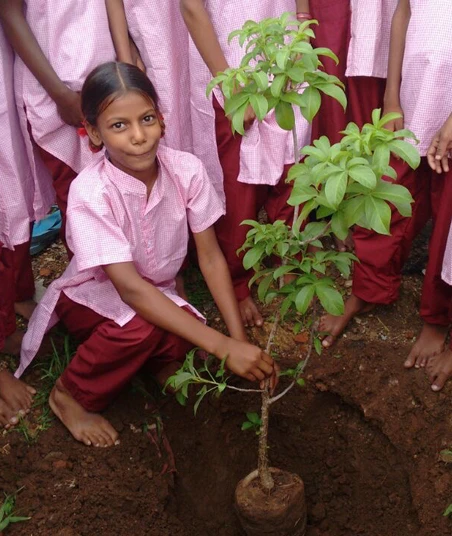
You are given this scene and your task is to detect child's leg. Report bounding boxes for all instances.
[50,293,194,446]
[36,146,77,258]
[405,166,452,369]
[12,236,36,320]
[213,96,263,327]
[0,245,36,428]
[310,0,351,144]
[347,76,386,129]
[320,158,432,346]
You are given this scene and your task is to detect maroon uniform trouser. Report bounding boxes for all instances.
[0,245,16,351]
[56,292,195,412]
[213,97,295,302]
[353,157,452,326]
[12,237,34,302]
[310,0,386,140]
[37,146,77,258]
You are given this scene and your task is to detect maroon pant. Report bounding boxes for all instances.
[37,146,77,257]
[0,245,16,351]
[56,292,195,412]
[310,0,386,139]
[12,237,35,302]
[353,157,452,325]
[213,97,295,301]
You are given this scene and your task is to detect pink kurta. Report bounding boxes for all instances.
[188,1,310,196]
[346,0,397,78]
[17,145,225,376]
[400,0,452,156]
[14,1,115,173]
[0,28,52,249]
[123,0,193,153]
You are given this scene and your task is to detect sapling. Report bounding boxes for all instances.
[167,12,419,536]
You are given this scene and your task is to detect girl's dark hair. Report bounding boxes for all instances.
[81,62,160,125]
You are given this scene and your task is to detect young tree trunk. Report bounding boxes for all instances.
[257,386,274,491]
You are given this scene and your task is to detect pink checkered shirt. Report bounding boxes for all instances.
[346,0,397,78]
[400,0,452,156]
[124,0,193,154]
[15,1,115,173]
[0,28,53,249]
[442,227,452,285]
[188,1,311,196]
[17,145,225,377]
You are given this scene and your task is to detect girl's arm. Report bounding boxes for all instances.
[296,0,310,12]
[383,0,411,131]
[105,0,133,64]
[193,226,247,342]
[0,0,82,127]
[103,262,276,383]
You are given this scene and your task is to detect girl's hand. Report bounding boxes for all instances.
[218,338,278,384]
[54,88,83,127]
[129,37,146,72]
[427,114,452,173]
[382,103,404,132]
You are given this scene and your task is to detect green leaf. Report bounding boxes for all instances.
[364,196,391,234]
[316,82,347,111]
[243,243,265,270]
[286,66,306,83]
[274,264,296,279]
[331,210,349,240]
[246,412,262,425]
[314,337,322,355]
[231,102,248,135]
[224,92,250,116]
[372,144,391,172]
[249,93,269,120]
[252,71,269,91]
[315,284,344,316]
[443,504,452,518]
[194,386,209,416]
[270,74,287,98]
[300,86,321,122]
[371,181,413,217]
[241,421,255,431]
[295,285,316,314]
[276,48,290,69]
[348,165,377,189]
[325,171,347,208]
[388,140,421,170]
[257,273,274,302]
[296,378,306,387]
[342,197,365,227]
[281,91,305,108]
[314,47,339,65]
[275,100,295,131]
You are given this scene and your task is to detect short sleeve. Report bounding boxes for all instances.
[66,195,133,272]
[187,160,225,234]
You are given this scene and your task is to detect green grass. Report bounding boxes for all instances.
[0,491,30,532]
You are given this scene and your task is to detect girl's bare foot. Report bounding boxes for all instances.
[14,299,37,320]
[49,379,119,447]
[319,294,374,348]
[426,348,452,391]
[2,330,24,356]
[239,296,263,328]
[0,370,35,428]
[404,323,448,369]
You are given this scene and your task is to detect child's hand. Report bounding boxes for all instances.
[427,113,452,173]
[382,103,404,131]
[54,88,83,127]
[219,338,278,384]
[129,38,146,73]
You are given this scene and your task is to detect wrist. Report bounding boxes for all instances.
[296,11,312,21]
[51,83,72,105]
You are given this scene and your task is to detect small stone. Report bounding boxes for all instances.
[45,451,65,461]
[53,460,72,470]
[39,267,52,277]
[344,280,353,288]
[405,330,415,339]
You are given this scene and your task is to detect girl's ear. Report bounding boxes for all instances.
[85,121,104,152]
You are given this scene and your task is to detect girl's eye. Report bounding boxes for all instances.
[143,115,156,123]
[112,122,124,129]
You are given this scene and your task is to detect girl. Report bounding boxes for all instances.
[320,0,452,391]
[18,62,277,448]
[0,0,116,250]
[0,27,37,428]
[180,0,311,328]
[105,0,193,153]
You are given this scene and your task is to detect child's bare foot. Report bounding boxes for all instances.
[49,379,119,447]
[404,323,448,369]
[0,370,35,428]
[239,296,263,328]
[319,294,374,348]
[14,299,37,320]
[426,348,452,391]
[2,330,24,356]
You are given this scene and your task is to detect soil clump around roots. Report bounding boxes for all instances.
[0,239,451,535]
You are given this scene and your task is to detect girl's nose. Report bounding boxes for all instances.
[131,124,146,144]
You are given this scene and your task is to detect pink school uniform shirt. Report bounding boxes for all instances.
[14,1,115,173]
[123,0,193,153]
[400,0,452,156]
[0,28,53,250]
[188,0,310,197]
[346,0,397,78]
[17,145,225,377]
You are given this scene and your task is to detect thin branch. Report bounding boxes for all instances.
[268,379,296,405]
[299,220,332,246]
[225,385,264,394]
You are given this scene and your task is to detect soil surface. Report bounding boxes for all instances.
[1,239,451,536]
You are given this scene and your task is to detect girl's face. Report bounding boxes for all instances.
[87,91,162,184]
